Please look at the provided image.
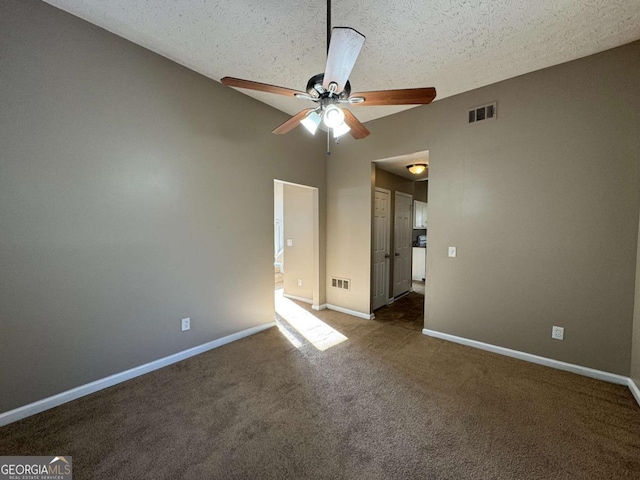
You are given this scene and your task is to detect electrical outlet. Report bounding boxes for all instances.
[552,326,564,340]
[448,246,457,258]
[297,279,302,287]
[181,318,190,332]
[287,238,293,247]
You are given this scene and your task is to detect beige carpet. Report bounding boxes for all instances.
[1,293,639,479]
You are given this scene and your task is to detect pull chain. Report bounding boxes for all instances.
[326,129,331,156]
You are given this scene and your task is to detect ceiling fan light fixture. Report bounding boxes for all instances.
[333,121,351,138]
[407,163,428,175]
[220,0,435,150]
[323,105,345,129]
[301,111,322,135]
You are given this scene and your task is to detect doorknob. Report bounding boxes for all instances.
[385,253,390,258]
[395,253,400,257]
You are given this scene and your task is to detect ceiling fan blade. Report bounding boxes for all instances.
[221,77,306,98]
[272,109,315,135]
[343,109,370,140]
[323,27,365,94]
[349,87,437,106]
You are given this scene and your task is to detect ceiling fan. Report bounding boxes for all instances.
[221,0,436,147]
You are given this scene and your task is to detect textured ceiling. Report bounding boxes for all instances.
[44,0,640,124]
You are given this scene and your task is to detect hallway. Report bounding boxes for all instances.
[373,291,424,331]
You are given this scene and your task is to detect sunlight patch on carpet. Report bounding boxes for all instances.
[277,322,303,349]
[275,291,347,351]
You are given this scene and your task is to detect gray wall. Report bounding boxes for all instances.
[632,212,640,386]
[328,42,640,375]
[283,183,315,301]
[326,154,372,314]
[374,168,416,196]
[414,181,428,203]
[0,0,326,412]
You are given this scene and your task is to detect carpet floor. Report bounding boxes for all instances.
[1,292,639,479]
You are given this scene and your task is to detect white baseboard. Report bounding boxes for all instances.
[282,293,313,305]
[326,304,374,320]
[422,329,629,386]
[0,322,276,427]
[292,299,371,319]
[629,378,640,407]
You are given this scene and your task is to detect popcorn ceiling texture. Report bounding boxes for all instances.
[44,0,640,123]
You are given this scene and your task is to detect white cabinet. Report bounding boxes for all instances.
[413,201,428,229]
[412,247,425,281]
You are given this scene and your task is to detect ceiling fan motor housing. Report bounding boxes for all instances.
[306,73,351,99]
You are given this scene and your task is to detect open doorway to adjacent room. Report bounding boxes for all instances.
[273,180,321,306]
[371,151,429,312]
[274,180,343,351]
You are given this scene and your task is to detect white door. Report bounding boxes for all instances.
[372,188,391,310]
[393,192,413,298]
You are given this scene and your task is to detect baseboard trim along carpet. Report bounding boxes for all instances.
[326,304,374,320]
[282,293,313,304]
[629,378,640,407]
[301,302,371,319]
[0,322,276,427]
[422,328,636,393]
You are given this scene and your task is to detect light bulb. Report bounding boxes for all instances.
[301,111,321,135]
[323,105,345,129]
[333,121,351,138]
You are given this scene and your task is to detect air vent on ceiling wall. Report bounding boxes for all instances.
[331,276,351,290]
[468,102,497,124]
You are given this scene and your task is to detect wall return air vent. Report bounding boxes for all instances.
[468,102,497,124]
[331,277,351,290]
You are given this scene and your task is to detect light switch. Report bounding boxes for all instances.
[287,239,293,247]
[448,246,457,258]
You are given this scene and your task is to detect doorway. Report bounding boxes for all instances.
[370,151,429,313]
[274,180,321,309]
